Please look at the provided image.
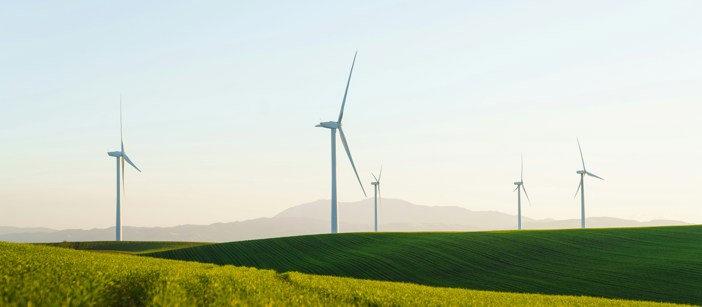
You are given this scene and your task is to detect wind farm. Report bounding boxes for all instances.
[2,1,701,306]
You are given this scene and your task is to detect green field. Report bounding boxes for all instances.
[146,225,702,305]
[44,241,209,254]
[0,242,687,306]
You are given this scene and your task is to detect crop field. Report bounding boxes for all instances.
[147,225,702,305]
[44,241,209,254]
[0,242,688,306]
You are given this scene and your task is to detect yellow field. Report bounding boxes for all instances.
[0,242,688,306]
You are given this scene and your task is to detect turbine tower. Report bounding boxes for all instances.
[513,154,530,230]
[574,139,604,229]
[316,52,367,234]
[107,95,141,241]
[371,167,382,232]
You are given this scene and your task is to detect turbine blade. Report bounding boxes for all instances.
[122,153,142,172]
[586,171,604,180]
[577,138,586,171]
[337,51,357,123]
[338,127,366,197]
[378,165,382,181]
[378,184,382,208]
[120,94,124,150]
[513,186,519,192]
[520,153,524,181]
[574,179,582,199]
[522,184,531,205]
[121,156,125,196]
[372,172,379,182]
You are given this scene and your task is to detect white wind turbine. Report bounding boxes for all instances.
[513,154,530,230]
[574,138,604,229]
[107,96,142,241]
[316,52,367,234]
[371,167,382,232]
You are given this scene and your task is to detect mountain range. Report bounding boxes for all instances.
[0,199,688,243]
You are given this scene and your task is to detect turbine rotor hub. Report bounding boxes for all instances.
[316,121,340,129]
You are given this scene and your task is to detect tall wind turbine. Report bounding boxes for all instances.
[316,52,367,234]
[574,139,604,229]
[513,154,530,230]
[107,96,142,241]
[371,167,382,232]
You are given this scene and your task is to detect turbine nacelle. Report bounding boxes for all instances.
[316,121,340,129]
[107,151,122,157]
[371,181,379,186]
[576,170,586,174]
[514,181,522,186]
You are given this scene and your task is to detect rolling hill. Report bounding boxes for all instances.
[2,242,682,306]
[146,225,702,305]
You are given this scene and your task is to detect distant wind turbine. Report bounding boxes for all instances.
[371,167,382,232]
[513,154,530,230]
[574,138,604,229]
[316,52,367,234]
[107,95,142,241]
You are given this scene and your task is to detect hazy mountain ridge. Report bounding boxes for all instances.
[0,199,688,243]
[0,226,55,236]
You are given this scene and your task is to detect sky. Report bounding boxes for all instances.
[1,1,701,229]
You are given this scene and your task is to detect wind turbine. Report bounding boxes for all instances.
[107,95,142,241]
[513,154,530,230]
[316,51,367,234]
[574,138,604,229]
[371,167,382,232]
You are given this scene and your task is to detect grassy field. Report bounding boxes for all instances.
[146,225,702,305]
[44,241,209,254]
[0,242,688,306]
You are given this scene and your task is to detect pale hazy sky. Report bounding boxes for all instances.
[1,1,701,229]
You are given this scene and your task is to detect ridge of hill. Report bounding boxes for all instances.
[146,225,702,305]
[43,241,210,254]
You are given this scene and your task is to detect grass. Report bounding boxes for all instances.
[0,241,687,306]
[146,225,702,305]
[43,241,210,254]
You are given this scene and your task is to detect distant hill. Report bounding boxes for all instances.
[0,198,688,242]
[0,226,54,236]
[146,225,702,306]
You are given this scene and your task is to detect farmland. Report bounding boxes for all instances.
[0,242,687,306]
[146,225,702,305]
